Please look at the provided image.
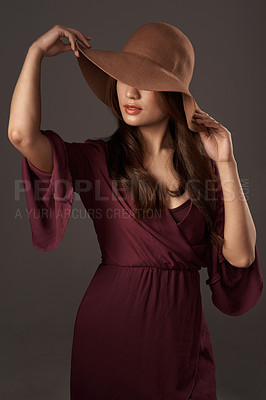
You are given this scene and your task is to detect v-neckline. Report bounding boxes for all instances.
[113,181,204,264]
[167,198,191,212]
[167,197,193,222]
[113,178,194,232]
[102,142,205,267]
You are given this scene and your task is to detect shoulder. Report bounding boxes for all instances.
[82,137,108,161]
[64,136,107,160]
[42,129,106,152]
[84,137,107,150]
[41,129,109,170]
[77,137,109,170]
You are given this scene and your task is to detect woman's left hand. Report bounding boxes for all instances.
[192,108,236,163]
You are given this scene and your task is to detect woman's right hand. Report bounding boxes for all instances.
[30,24,92,58]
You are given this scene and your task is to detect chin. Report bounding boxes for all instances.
[122,116,140,126]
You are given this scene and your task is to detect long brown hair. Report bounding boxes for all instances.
[101,75,223,247]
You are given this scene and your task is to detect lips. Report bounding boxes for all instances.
[124,104,142,110]
[124,106,142,115]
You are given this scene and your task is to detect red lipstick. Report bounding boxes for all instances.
[124,104,142,115]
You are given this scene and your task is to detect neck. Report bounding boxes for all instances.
[138,118,173,157]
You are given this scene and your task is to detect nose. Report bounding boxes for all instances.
[125,86,140,99]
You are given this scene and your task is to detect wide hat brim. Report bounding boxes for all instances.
[75,41,209,134]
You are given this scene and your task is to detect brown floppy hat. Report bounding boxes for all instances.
[75,21,208,134]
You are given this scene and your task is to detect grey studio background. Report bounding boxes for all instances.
[1,0,265,399]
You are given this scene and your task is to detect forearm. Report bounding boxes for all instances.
[216,159,256,267]
[8,44,44,142]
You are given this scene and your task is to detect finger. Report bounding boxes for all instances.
[193,116,216,123]
[205,121,220,127]
[194,110,209,117]
[74,33,92,48]
[194,119,219,128]
[193,115,216,122]
[64,30,79,56]
[66,27,92,47]
[82,33,92,39]
[192,117,209,123]
[67,27,92,39]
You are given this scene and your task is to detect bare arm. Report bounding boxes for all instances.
[7,24,92,174]
[8,44,43,141]
[8,44,53,173]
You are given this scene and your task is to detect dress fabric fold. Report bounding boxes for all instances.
[205,160,263,316]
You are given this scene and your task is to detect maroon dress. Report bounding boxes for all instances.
[21,129,264,400]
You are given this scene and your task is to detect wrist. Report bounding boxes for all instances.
[215,157,237,168]
[215,159,239,180]
[28,43,45,60]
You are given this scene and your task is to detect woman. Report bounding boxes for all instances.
[8,23,263,400]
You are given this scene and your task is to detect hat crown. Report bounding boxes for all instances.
[121,22,195,88]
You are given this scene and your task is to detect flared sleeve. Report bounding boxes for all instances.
[21,129,105,252]
[205,160,264,316]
